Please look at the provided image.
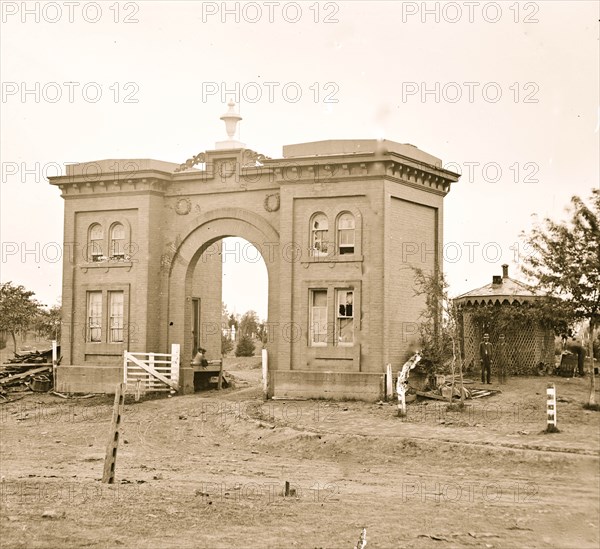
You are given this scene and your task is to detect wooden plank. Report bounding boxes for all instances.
[0,366,51,385]
[126,359,173,365]
[1,363,52,367]
[193,365,223,373]
[414,390,448,401]
[126,354,178,390]
[102,383,125,484]
[128,352,172,357]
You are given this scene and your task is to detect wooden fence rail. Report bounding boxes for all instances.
[123,344,180,395]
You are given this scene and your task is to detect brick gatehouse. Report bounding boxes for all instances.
[49,104,459,400]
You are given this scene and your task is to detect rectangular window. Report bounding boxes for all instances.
[338,230,354,254]
[109,291,124,343]
[337,214,355,255]
[337,289,354,345]
[87,291,102,342]
[310,290,328,346]
[90,243,103,262]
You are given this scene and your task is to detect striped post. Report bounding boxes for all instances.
[354,528,367,549]
[102,383,125,483]
[546,383,558,432]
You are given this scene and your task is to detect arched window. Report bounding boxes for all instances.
[89,224,103,262]
[337,213,355,255]
[311,213,329,256]
[110,223,125,259]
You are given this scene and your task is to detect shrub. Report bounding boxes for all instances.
[235,335,255,357]
[221,334,234,355]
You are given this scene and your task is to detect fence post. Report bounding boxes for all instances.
[149,352,155,389]
[102,383,125,484]
[546,383,558,432]
[355,528,367,549]
[385,363,393,401]
[170,344,180,393]
[123,350,128,385]
[135,379,142,402]
[51,340,58,388]
[262,348,268,398]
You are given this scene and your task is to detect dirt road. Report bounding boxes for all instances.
[1,368,598,548]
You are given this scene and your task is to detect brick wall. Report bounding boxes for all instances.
[384,183,442,369]
[286,179,384,374]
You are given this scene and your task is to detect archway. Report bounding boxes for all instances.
[164,208,280,393]
[221,236,269,351]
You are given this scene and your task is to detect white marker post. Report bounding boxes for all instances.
[262,348,268,398]
[51,340,58,388]
[385,363,393,401]
[546,383,558,432]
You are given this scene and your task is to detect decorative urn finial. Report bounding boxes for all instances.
[215,101,245,149]
[220,101,242,139]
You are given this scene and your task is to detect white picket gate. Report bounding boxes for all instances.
[123,344,180,395]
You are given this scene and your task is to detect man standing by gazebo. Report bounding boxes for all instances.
[480,333,493,384]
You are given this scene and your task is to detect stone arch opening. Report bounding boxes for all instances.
[163,209,280,393]
[221,236,269,338]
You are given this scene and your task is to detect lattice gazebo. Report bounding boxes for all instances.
[454,264,555,376]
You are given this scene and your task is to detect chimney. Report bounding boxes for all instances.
[502,264,509,279]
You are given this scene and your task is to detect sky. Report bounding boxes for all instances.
[1,0,598,322]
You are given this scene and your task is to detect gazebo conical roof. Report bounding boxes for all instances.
[454,264,542,306]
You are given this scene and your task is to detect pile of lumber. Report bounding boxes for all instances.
[413,375,501,401]
[0,366,53,400]
[5,347,57,364]
[0,364,52,390]
[0,348,59,397]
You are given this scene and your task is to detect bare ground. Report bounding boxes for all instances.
[1,359,599,549]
